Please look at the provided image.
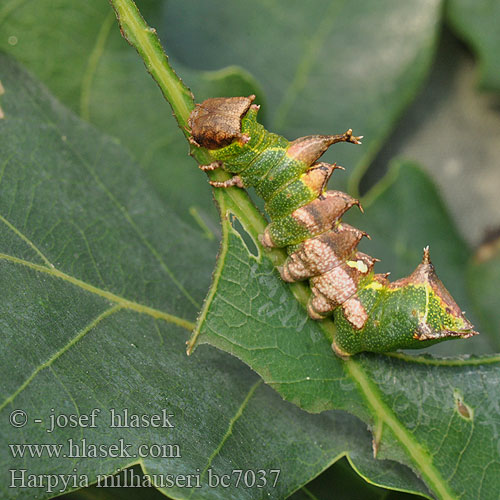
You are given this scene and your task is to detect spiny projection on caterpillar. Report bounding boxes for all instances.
[188,95,478,357]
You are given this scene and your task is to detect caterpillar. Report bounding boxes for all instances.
[188,95,478,357]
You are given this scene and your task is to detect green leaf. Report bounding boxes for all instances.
[446,0,500,91]
[192,157,500,499]
[161,0,443,194]
[0,54,431,500]
[467,236,500,351]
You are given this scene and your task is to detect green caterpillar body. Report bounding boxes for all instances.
[188,95,478,357]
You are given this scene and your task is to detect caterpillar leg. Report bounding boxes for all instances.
[209,176,244,188]
[331,339,352,359]
[188,135,201,147]
[199,161,222,172]
[307,291,331,320]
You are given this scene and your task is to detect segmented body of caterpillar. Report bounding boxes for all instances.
[188,95,478,357]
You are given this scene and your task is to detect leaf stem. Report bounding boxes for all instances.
[109,0,194,134]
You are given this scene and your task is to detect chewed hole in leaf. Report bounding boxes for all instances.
[228,213,259,258]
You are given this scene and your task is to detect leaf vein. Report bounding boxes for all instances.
[0,252,195,331]
[0,305,121,411]
[21,86,201,311]
[80,11,115,120]
[0,213,54,268]
[386,352,500,366]
[194,379,263,497]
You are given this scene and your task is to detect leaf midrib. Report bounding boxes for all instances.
[0,252,194,330]
[345,360,455,500]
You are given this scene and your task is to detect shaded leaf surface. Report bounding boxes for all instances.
[63,461,419,500]
[467,237,500,351]
[447,0,500,90]
[289,458,422,500]
[362,31,500,248]
[59,465,171,499]
[0,55,429,500]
